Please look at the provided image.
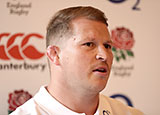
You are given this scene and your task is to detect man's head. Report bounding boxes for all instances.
[46,6,113,94]
[46,6,108,48]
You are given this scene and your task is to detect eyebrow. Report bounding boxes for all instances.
[82,37,95,41]
[76,37,113,44]
[104,40,113,44]
[75,37,95,43]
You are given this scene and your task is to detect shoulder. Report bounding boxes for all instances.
[10,98,37,115]
[100,94,144,115]
[10,86,48,115]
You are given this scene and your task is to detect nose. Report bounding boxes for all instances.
[96,46,107,62]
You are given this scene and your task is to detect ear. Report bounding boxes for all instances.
[47,45,60,65]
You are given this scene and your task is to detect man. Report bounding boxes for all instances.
[11,6,143,115]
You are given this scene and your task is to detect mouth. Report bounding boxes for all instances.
[93,68,107,73]
[92,67,108,76]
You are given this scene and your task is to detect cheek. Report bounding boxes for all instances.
[77,54,90,66]
[60,51,74,70]
[75,52,93,71]
[108,52,113,66]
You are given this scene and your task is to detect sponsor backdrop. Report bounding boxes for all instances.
[0,0,159,114]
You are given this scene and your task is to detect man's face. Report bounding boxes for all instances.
[59,18,113,93]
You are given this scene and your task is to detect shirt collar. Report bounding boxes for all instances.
[34,86,99,115]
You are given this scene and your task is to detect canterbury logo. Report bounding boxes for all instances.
[0,33,45,60]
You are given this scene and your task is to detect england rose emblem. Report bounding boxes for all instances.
[111,27,134,61]
[8,90,32,114]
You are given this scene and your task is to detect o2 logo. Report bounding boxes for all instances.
[108,0,141,10]
[0,33,45,60]
[108,0,126,3]
[110,94,133,107]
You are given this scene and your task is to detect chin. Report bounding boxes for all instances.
[92,80,108,93]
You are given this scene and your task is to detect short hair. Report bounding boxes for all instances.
[46,6,108,47]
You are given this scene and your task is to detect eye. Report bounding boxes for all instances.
[83,42,94,47]
[104,44,112,49]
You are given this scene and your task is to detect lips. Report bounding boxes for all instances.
[92,66,108,76]
[93,68,107,73]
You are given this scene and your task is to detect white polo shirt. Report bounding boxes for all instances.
[10,86,143,115]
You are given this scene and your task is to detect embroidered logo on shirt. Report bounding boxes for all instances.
[103,110,110,115]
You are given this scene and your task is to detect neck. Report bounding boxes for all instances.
[47,80,99,115]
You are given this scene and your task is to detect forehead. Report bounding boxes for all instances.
[71,18,110,42]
